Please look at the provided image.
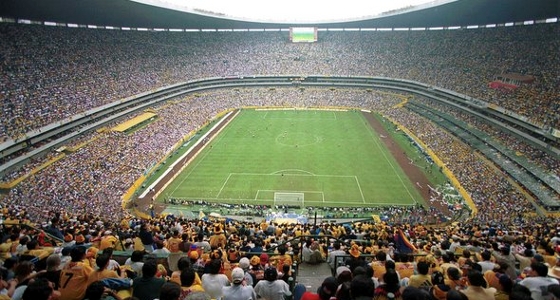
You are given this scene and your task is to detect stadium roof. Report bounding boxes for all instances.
[0,0,558,29]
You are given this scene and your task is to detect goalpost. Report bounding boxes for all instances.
[273,192,305,209]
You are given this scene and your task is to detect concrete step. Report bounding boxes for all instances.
[294,262,333,293]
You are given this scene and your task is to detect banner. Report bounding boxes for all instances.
[395,229,417,254]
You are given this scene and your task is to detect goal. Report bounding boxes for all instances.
[274,192,305,209]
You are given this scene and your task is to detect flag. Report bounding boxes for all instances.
[198,210,206,220]
[395,229,417,254]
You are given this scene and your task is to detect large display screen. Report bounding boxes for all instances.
[289,27,318,43]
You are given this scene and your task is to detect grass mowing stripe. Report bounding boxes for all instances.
[361,113,417,203]
[159,109,423,207]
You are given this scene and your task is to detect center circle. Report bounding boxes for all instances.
[276,132,321,147]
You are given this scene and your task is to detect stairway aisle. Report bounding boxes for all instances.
[294,262,334,293]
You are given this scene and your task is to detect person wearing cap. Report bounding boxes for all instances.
[84,246,99,269]
[519,262,559,300]
[222,267,257,300]
[188,250,205,278]
[237,257,254,287]
[248,256,264,282]
[345,244,367,273]
[210,224,227,250]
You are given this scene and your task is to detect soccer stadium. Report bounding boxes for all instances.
[0,0,559,299]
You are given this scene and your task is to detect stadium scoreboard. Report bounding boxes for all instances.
[289,27,318,43]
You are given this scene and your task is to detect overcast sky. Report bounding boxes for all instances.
[134,0,444,23]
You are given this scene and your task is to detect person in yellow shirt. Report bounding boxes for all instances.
[209,224,227,249]
[84,247,99,269]
[271,245,293,275]
[167,230,182,253]
[59,246,94,300]
[100,231,118,251]
[87,253,123,286]
[23,239,54,260]
[170,257,202,286]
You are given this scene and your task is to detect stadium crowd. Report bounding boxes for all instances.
[1,209,560,300]
[0,19,559,300]
[0,86,555,224]
[0,22,558,142]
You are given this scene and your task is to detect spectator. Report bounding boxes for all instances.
[159,282,182,300]
[87,253,122,286]
[254,268,290,300]
[201,259,230,300]
[296,276,337,300]
[350,274,375,300]
[327,242,346,273]
[374,269,403,300]
[37,254,62,290]
[222,267,256,300]
[132,261,166,300]
[83,281,122,300]
[460,270,496,300]
[519,262,558,300]
[59,246,94,300]
[21,278,59,300]
[408,261,432,288]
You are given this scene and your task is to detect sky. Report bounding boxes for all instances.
[133,0,444,23]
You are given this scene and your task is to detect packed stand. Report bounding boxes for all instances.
[2,210,560,300]
[0,23,558,142]
[0,87,553,226]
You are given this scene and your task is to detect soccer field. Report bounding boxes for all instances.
[159,109,423,207]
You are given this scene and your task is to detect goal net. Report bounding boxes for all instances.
[274,192,305,209]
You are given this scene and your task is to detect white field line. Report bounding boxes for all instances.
[362,116,416,202]
[215,173,233,198]
[143,110,238,198]
[354,176,366,204]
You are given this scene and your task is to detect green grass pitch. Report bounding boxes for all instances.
[159,109,424,207]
